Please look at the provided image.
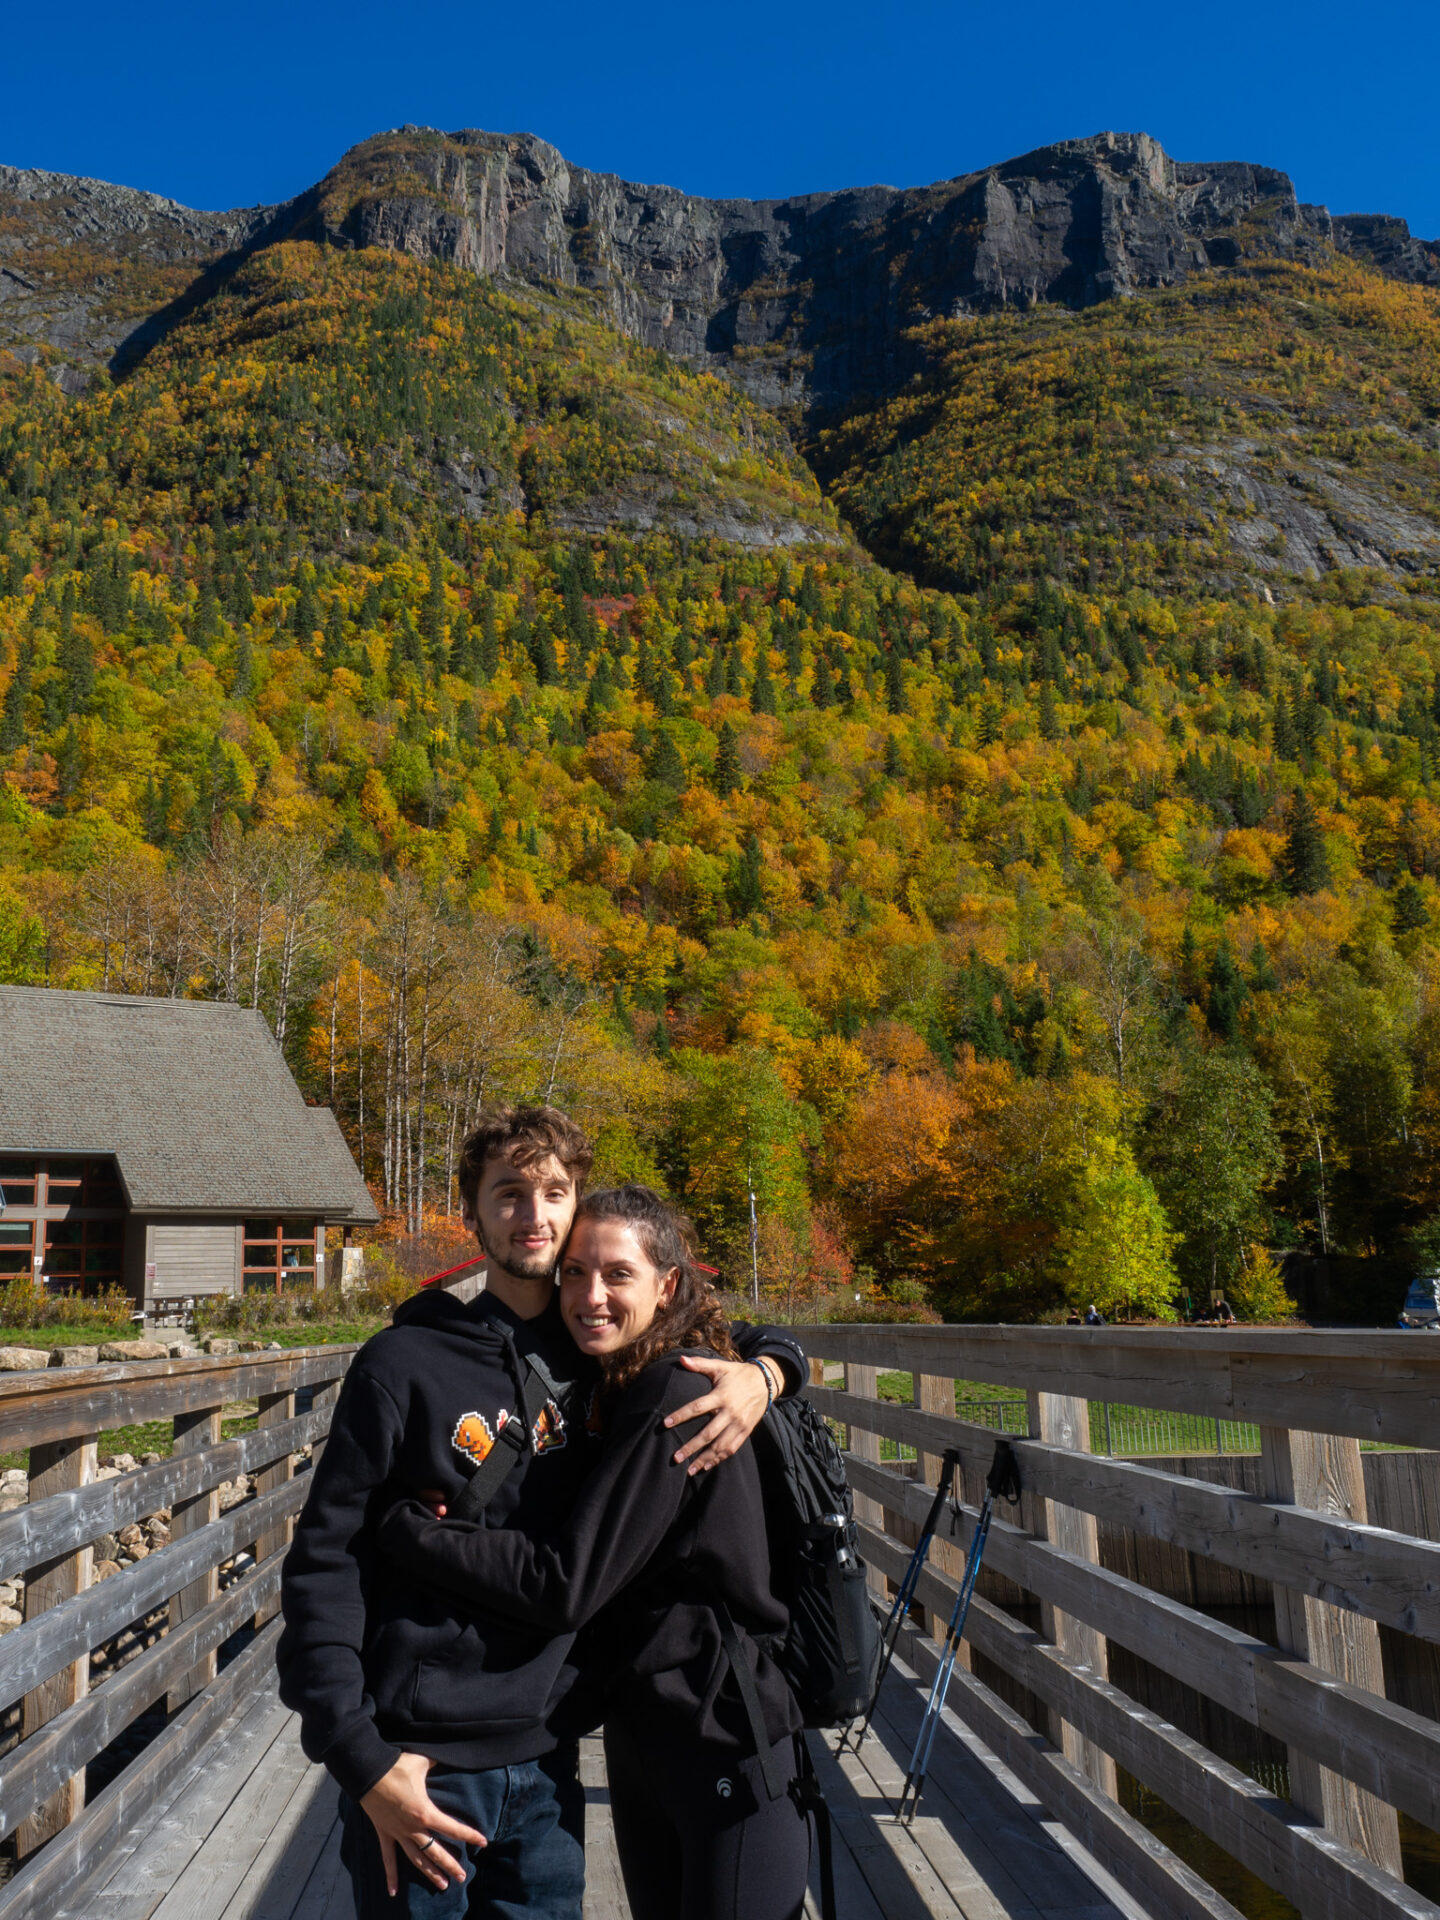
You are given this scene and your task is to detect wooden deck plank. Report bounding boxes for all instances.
[35,1671,1167,1920]
[223,1767,341,1920]
[76,1695,295,1920]
[806,1723,971,1919]
[285,1818,347,1920]
[869,1672,1135,1920]
[579,1734,629,1920]
[153,1718,319,1920]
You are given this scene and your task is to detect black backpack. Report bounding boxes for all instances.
[714,1391,881,1920]
[752,1392,882,1725]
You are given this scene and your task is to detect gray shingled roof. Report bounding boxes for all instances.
[0,986,378,1222]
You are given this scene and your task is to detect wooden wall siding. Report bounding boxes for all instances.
[0,1344,355,1896]
[800,1324,1440,1920]
[148,1223,240,1298]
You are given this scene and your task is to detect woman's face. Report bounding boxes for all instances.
[559,1218,677,1358]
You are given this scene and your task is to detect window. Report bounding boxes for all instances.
[0,1222,34,1277]
[44,1217,123,1291]
[0,1158,37,1208]
[243,1220,317,1294]
[0,1156,125,1296]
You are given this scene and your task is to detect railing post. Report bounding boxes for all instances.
[168,1400,223,1711]
[252,1386,296,1627]
[1258,1425,1403,1874]
[1026,1389,1117,1799]
[917,1372,970,1657]
[844,1361,887,1604]
[16,1431,97,1856]
[308,1376,342,1469]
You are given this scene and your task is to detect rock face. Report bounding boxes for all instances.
[1,128,1436,414]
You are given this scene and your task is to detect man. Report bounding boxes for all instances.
[277,1105,802,1919]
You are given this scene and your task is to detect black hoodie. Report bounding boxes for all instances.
[377,1350,803,1754]
[276,1286,804,1799]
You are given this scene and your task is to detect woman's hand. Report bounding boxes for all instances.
[360,1751,485,1894]
[665,1354,780,1474]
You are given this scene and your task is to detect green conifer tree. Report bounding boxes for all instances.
[231,628,253,700]
[1038,682,1060,740]
[1248,940,1280,992]
[1280,790,1331,895]
[729,832,765,918]
[1,652,30,749]
[650,731,686,790]
[811,654,835,710]
[885,647,907,716]
[1206,942,1249,1042]
[713,721,741,797]
[1393,878,1431,934]
[751,650,777,716]
[883,733,903,778]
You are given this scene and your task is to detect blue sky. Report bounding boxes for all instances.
[3,0,1436,239]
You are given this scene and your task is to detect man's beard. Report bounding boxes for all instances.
[488,1245,558,1285]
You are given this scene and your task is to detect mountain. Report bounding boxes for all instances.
[2,126,1440,1326]
[3,128,1437,415]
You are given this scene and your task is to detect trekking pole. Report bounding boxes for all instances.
[894,1439,1022,1825]
[837,1447,962,1757]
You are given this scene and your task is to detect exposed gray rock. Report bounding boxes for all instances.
[0,127,1435,421]
[50,1344,100,1367]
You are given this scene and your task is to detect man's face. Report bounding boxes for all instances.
[464,1151,579,1287]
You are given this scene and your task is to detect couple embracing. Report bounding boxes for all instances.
[277,1104,815,1920]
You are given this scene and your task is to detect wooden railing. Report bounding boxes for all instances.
[0,1344,356,1914]
[796,1323,1440,1920]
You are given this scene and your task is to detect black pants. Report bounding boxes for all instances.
[603,1716,811,1920]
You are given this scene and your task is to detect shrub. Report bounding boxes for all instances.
[1228,1246,1298,1324]
[0,1278,134,1330]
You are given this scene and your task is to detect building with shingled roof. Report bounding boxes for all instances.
[0,985,378,1313]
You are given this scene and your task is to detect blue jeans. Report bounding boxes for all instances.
[339,1745,585,1920]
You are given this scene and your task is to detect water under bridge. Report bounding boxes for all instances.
[3,1324,1440,1920]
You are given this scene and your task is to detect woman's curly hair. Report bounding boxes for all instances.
[569,1184,737,1393]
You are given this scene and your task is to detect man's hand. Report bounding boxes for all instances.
[665,1354,780,1474]
[360,1751,485,1895]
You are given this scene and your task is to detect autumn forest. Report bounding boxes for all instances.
[4,151,1440,1325]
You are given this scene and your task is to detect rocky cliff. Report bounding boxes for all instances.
[1,128,1436,413]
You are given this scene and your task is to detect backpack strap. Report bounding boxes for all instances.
[450,1360,553,1522]
[789,1736,836,1920]
[715,1601,788,1802]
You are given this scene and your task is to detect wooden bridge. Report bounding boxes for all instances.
[4,1326,1440,1920]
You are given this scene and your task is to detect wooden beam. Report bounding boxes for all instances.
[915,1371,967,1651]
[251,1388,296,1628]
[16,1432,95,1857]
[1025,1389,1117,1801]
[808,1384,1440,1645]
[0,1476,306,1711]
[168,1402,222,1712]
[0,1620,283,1920]
[0,1406,330,1586]
[1261,1426,1404,1877]
[887,1618,1245,1920]
[843,1362,886,1606]
[0,1558,282,1843]
[0,1347,355,1454]
[848,1456,1440,1839]
[795,1324,1440,1452]
[862,1526,1440,1920]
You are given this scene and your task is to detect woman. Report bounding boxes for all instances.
[377,1184,810,1920]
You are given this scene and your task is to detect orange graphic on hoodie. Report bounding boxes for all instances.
[532,1399,567,1453]
[452,1408,510,1465]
